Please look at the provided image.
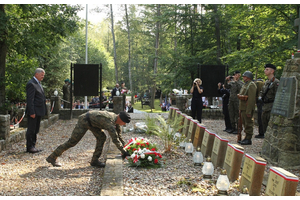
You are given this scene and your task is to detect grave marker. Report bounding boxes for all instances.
[182,116,193,137]
[193,123,206,148]
[172,107,179,120]
[211,134,229,168]
[223,143,244,182]
[201,129,216,158]
[168,106,174,120]
[239,154,267,196]
[178,113,187,133]
[265,167,299,196]
[186,119,198,142]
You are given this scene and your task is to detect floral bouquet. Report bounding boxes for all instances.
[124,137,163,168]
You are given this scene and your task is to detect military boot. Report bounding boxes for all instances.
[90,160,106,168]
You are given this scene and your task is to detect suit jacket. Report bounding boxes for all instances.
[26,77,47,117]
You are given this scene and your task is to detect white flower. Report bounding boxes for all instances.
[131,153,135,159]
[140,154,145,159]
[148,156,152,162]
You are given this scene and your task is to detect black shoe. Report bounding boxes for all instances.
[255,135,264,139]
[223,129,227,132]
[27,147,42,154]
[226,129,233,133]
[240,139,252,145]
[46,156,62,167]
[90,160,106,168]
[231,130,238,134]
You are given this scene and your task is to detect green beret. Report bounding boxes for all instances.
[64,78,70,82]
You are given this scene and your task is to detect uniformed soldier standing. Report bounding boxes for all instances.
[238,71,257,145]
[256,64,279,138]
[46,110,131,167]
[254,78,265,137]
[225,71,243,134]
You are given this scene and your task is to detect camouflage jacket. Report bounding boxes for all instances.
[225,80,243,102]
[259,77,280,111]
[239,81,257,115]
[87,110,125,153]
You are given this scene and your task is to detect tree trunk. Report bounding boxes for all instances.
[151,4,160,110]
[110,4,118,83]
[0,4,7,113]
[213,4,221,64]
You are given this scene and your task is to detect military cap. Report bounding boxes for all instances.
[119,111,131,123]
[64,78,70,83]
[242,71,253,80]
[234,70,241,75]
[264,64,276,70]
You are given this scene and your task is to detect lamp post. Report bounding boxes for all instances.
[193,147,203,166]
[202,157,214,179]
[185,139,193,155]
[216,169,230,195]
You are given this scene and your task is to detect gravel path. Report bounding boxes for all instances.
[0,114,299,196]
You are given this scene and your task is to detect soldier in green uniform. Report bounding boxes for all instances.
[237,71,257,145]
[225,71,243,134]
[255,78,265,137]
[46,111,131,167]
[256,64,279,138]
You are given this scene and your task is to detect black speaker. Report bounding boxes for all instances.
[200,65,226,97]
[74,64,99,96]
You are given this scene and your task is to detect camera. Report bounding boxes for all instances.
[229,76,234,80]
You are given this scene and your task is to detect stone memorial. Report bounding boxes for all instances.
[265,166,299,196]
[201,129,216,158]
[239,153,267,196]
[182,115,193,137]
[113,96,123,114]
[193,123,206,148]
[223,143,244,182]
[261,56,300,168]
[186,119,198,142]
[211,134,229,168]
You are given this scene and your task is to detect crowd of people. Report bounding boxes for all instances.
[189,63,279,146]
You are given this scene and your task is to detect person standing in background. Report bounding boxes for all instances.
[25,68,47,153]
[254,78,265,138]
[218,82,232,132]
[62,78,70,108]
[190,78,204,123]
[257,64,279,138]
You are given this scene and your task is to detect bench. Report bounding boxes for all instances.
[141,98,150,108]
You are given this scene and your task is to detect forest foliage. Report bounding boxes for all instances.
[0,4,299,112]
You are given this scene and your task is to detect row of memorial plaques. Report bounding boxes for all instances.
[167,107,299,196]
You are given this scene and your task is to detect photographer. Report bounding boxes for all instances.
[218,82,232,132]
[190,78,204,123]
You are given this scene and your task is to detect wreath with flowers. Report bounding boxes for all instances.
[124,137,163,168]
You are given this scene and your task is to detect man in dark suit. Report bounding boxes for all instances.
[25,68,47,153]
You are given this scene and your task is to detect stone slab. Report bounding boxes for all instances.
[223,143,244,182]
[201,129,216,158]
[265,166,299,196]
[193,124,205,148]
[211,134,229,168]
[239,154,267,196]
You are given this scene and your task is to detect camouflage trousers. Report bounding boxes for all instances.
[241,110,254,140]
[228,100,239,130]
[48,114,107,163]
[262,110,271,135]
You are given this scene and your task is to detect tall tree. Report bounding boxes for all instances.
[110,4,118,83]
[0,4,7,112]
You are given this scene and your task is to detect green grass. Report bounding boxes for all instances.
[132,99,168,113]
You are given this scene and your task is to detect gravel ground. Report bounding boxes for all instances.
[122,117,300,196]
[0,115,299,196]
[0,119,108,196]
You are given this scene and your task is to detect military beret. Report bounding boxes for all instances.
[234,70,241,75]
[64,78,70,83]
[119,111,131,123]
[264,64,276,70]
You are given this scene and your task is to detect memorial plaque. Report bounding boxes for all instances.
[193,124,206,148]
[184,116,193,137]
[211,134,229,168]
[223,143,244,182]
[178,113,186,133]
[201,129,216,158]
[239,154,267,196]
[271,77,297,119]
[172,107,179,119]
[187,119,198,142]
[181,115,189,136]
[265,167,299,196]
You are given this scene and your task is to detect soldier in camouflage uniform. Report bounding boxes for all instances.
[225,71,243,134]
[46,111,131,167]
[256,64,279,138]
[255,78,265,137]
[238,71,257,145]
